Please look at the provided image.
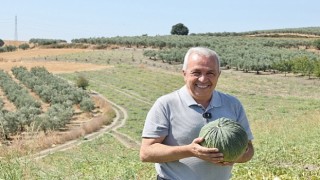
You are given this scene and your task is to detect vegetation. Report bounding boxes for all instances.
[192,26,320,37]
[29,38,67,45]
[0,42,29,53]
[0,66,95,139]
[171,23,189,35]
[76,75,90,90]
[0,69,42,139]
[0,27,320,179]
[0,39,4,47]
[0,45,17,53]
[18,43,30,50]
[314,39,320,50]
[69,34,320,77]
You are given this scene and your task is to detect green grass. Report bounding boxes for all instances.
[1,50,320,179]
[0,134,155,179]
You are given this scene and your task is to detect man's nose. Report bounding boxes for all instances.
[198,74,208,82]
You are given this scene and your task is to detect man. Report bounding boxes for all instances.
[140,47,254,180]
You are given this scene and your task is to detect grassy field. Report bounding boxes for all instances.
[1,50,320,179]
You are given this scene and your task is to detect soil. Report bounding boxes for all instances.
[0,47,88,61]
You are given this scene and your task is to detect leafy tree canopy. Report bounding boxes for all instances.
[171,23,189,35]
[0,39,4,47]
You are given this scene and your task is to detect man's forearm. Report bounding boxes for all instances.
[140,143,192,163]
[235,141,254,163]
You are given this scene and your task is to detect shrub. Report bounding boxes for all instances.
[313,39,320,50]
[80,97,95,112]
[76,76,89,90]
[4,45,17,52]
[314,59,320,78]
[19,43,30,50]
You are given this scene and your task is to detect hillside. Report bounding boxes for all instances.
[0,39,319,179]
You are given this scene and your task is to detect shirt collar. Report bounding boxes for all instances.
[179,85,222,108]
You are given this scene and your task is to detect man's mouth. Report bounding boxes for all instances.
[196,84,210,89]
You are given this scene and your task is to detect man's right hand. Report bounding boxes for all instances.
[190,137,224,164]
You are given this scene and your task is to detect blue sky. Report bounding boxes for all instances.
[1,0,319,42]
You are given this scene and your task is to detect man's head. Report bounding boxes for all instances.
[182,47,221,72]
[182,47,221,105]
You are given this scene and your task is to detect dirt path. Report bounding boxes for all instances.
[23,91,140,160]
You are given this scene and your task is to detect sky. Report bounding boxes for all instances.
[1,0,319,42]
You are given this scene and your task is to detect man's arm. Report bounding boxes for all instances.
[218,141,254,166]
[140,137,224,163]
[235,141,254,163]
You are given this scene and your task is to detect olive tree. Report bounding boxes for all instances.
[313,39,320,50]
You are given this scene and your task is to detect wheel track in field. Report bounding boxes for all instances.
[89,78,153,106]
[24,83,148,160]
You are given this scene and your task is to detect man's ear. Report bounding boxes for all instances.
[182,70,187,82]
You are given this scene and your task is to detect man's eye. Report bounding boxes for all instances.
[191,72,201,76]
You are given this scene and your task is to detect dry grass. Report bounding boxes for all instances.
[0,48,112,74]
[0,48,89,61]
[0,60,110,74]
[3,40,28,47]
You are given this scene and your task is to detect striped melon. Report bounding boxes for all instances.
[199,117,248,162]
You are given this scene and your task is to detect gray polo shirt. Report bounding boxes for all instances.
[142,85,253,180]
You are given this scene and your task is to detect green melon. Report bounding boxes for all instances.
[199,117,248,162]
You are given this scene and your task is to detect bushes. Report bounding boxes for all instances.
[12,66,94,106]
[18,43,30,50]
[0,43,30,53]
[80,97,95,112]
[314,60,320,78]
[29,38,67,45]
[272,56,320,78]
[0,66,96,139]
[41,103,74,131]
[0,45,17,53]
[0,70,41,109]
[292,56,314,78]
[76,76,89,90]
[313,39,320,50]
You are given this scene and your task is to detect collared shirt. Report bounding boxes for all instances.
[142,85,253,180]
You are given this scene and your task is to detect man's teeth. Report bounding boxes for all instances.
[197,85,208,88]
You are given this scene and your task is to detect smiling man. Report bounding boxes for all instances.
[140,47,254,180]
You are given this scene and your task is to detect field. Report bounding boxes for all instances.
[0,47,320,179]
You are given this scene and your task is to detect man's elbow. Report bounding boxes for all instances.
[237,142,254,163]
[139,148,150,162]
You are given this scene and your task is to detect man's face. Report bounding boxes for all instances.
[183,53,220,103]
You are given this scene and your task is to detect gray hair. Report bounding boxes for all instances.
[182,47,221,71]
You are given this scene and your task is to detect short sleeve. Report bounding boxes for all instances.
[142,98,170,138]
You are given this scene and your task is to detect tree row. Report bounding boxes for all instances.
[0,67,95,140]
